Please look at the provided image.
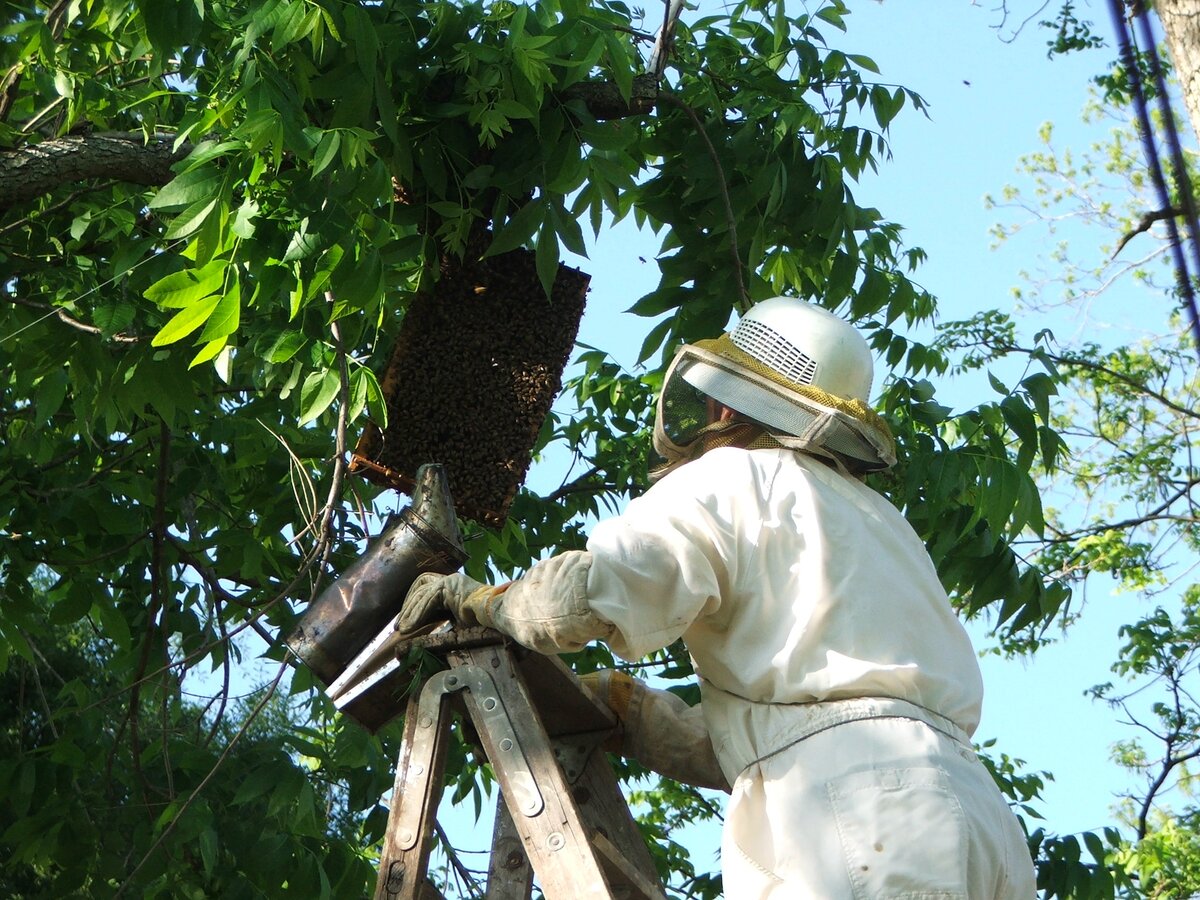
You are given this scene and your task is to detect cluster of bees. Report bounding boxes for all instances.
[353,247,589,525]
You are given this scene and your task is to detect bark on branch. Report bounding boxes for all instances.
[1112,206,1184,259]
[559,74,660,119]
[0,131,189,209]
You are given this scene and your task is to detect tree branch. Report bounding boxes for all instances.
[6,293,142,342]
[1111,206,1184,260]
[0,131,189,207]
[559,75,660,120]
[996,340,1200,421]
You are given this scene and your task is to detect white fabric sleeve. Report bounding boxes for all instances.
[486,550,616,654]
[583,453,743,660]
[487,451,750,659]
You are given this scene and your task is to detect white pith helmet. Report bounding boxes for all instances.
[652,297,895,477]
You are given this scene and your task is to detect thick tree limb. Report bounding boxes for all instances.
[0,78,658,210]
[0,131,188,209]
[559,74,660,119]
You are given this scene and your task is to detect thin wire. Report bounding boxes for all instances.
[1106,0,1200,359]
[0,238,184,346]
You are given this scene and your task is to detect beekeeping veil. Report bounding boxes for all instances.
[652,298,896,478]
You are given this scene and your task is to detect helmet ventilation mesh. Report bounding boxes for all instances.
[731,318,818,386]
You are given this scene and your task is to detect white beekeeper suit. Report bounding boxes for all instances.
[402,298,1036,898]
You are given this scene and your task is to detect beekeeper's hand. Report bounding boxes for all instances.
[396,572,508,635]
[579,669,637,752]
[398,552,614,653]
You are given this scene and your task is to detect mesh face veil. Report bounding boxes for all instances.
[651,299,896,478]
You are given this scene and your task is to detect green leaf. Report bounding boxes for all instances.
[152,293,222,346]
[847,53,880,74]
[361,366,387,427]
[189,336,228,368]
[197,278,241,343]
[267,331,307,364]
[145,259,228,309]
[150,166,223,211]
[550,200,586,258]
[333,248,383,312]
[603,32,633,104]
[1000,396,1038,449]
[284,218,320,262]
[298,369,341,425]
[93,298,136,335]
[486,198,545,257]
[535,219,559,299]
[312,130,341,175]
[231,198,260,239]
[164,196,220,240]
[199,827,219,877]
[349,366,370,421]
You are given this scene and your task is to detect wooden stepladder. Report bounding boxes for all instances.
[370,627,666,900]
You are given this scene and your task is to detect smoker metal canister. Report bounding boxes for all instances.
[286,464,468,686]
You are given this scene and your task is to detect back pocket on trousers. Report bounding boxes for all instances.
[827,766,968,900]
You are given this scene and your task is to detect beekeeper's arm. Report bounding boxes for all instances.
[397,557,730,790]
[397,450,740,657]
[396,451,742,789]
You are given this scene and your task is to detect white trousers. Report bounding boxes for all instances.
[721,717,1037,899]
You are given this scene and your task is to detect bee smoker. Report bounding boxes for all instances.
[286,463,468,687]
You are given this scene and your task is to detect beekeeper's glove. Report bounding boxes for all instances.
[396,572,505,635]
[398,552,616,653]
[579,669,637,752]
[579,669,731,793]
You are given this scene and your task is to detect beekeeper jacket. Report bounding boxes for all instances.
[484,446,1035,896]
[489,446,981,775]
[587,445,983,780]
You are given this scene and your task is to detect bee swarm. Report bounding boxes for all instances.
[353,248,589,525]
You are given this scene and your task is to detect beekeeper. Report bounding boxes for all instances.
[399,297,1036,898]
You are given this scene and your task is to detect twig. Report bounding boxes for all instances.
[317,298,352,578]
[77,544,320,719]
[0,186,95,235]
[994,339,1200,421]
[4,294,141,342]
[434,820,484,898]
[168,535,270,608]
[658,94,750,312]
[202,596,232,749]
